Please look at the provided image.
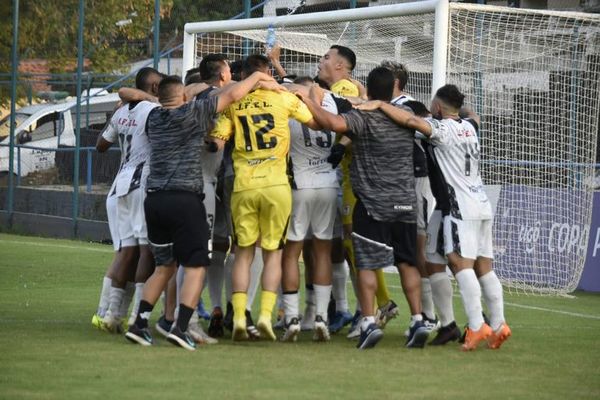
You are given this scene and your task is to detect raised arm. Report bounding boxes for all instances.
[459,106,480,126]
[267,44,288,80]
[356,100,432,137]
[215,71,276,113]
[118,87,157,104]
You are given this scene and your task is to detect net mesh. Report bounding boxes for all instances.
[190,2,600,294]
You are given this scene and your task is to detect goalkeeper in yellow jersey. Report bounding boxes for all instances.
[208,54,319,341]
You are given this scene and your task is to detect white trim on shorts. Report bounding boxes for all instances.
[425,209,447,265]
[416,176,436,236]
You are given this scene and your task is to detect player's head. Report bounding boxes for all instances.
[135,67,163,96]
[158,75,185,105]
[293,76,314,87]
[241,54,271,78]
[431,84,465,118]
[366,66,394,102]
[403,100,430,117]
[199,53,231,86]
[184,67,203,86]
[317,45,356,84]
[380,60,408,93]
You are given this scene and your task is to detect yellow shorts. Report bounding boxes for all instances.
[341,176,356,226]
[231,184,292,250]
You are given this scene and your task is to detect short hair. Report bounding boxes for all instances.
[199,54,229,83]
[293,76,314,85]
[435,84,465,110]
[242,54,270,76]
[135,67,161,91]
[366,67,394,102]
[403,100,430,117]
[380,60,408,91]
[330,45,356,71]
[184,67,202,86]
[158,75,183,100]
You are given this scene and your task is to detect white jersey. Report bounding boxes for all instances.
[426,117,492,220]
[391,94,414,106]
[102,101,158,197]
[289,92,339,189]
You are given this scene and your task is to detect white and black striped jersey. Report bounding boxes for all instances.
[102,100,158,196]
[391,94,428,178]
[426,117,492,220]
[289,92,349,189]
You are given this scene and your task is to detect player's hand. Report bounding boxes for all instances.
[327,143,346,169]
[355,100,382,111]
[308,84,325,103]
[267,44,281,63]
[257,80,287,92]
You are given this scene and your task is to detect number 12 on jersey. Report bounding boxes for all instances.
[238,113,277,152]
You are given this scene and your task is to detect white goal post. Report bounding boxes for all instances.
[182,0,600,295]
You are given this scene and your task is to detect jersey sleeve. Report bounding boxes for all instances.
[101,114,119,143]
[341,109,366,139]
[426,118,450,146]
[193,95,218,121]
[330,93,353,114]
[209,109,234,141]
[331,79,359,97]
[288,93,313,124]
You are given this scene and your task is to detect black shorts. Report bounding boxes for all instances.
[144,190,210,267]
[351,199,417,270]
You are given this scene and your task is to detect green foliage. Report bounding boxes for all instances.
[1,232,600,399]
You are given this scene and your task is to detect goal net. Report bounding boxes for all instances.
[183,0,600,295]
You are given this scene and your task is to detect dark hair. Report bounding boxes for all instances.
[293,76,314,85]
[158,75,183,100]
[242,54,270,76]
[313,76,330,90]
[229,60,243,81]
[199,54,229,83]
[380,60,408,91]
[184,67,202,86]
[330,45,356,71]
[366,67,394,102]
[135,67,161,91]
[435,84,465,109]
[403,100,430,117]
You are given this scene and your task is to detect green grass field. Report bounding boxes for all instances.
[1,232,599,399]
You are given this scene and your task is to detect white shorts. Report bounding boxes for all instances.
[117,188,148,248]
[443,215,494,260]
[425,209,447,265]
[287,187,338,241]
[106,192,119,251]
[416,176,436,235]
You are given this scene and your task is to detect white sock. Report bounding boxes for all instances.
[282,292,299,323]
[410,313,423,327]
[421,277,435,320]
[360,315,375,331]
[455,269,484,331]
[118,281,135,319]
[107,286,125,318]
[479,271,505,331]
[429,272,455,327]
[129,282,144,324]
[247,249,263,309]
[332,261,349,312]
[224,253,234,302]
[313,284,332,321]
[208,251,227,309]
[97,276,112,317]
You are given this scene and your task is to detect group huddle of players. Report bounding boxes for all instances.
[91,43,511,351]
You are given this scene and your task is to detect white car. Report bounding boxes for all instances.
[0,93,119,177]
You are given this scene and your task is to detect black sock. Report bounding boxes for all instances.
[176,304,194,332]
[135,300,154,329]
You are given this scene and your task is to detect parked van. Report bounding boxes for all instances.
[0,93,119,177]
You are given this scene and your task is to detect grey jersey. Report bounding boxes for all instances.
[343,108,416,222]
[146,96,218,194]
[426,117,492,220]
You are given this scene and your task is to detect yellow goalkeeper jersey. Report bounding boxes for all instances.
[210,89,313,192]
[330,79,359,98]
